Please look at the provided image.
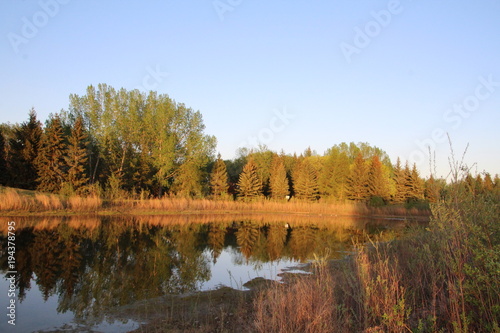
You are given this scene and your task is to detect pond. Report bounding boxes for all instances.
[0,214,409,332]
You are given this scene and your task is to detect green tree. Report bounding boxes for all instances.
[293,158,319,201]
[237,158,262,200]
[173,160,203,198]
[269,154,289,199]
[210,154,229,198]
[346,153,369,201]
[392,158,408,204]
[319,148,350,199]
[68,85,216,197]
[36,115,67,193]
[367,155,391,202]
[65,116,89,193]
[405,163,424,202]
[8,109,43,189]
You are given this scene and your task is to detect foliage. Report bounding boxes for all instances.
[237,158,262,200]
[35,115,67,193]
[210,154,229,198]
[7,108,43,189]
[269,154,289,199]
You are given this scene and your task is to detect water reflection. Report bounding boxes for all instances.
[0,215,407,331]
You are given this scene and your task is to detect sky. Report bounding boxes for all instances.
[1,0,499,178]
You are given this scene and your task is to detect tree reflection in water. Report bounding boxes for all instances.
[0,214,402,323]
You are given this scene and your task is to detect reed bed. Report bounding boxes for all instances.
[0,186,430,219]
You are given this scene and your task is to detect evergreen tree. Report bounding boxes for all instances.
[424,175,441,203]
[392,158,408,204]
[346,153,369,201]
[64,116,89,193]
[8,109,43,189]
[319,150,350,200]
[173,160,203,198]
[405,163,424,201]
[36,115,67,193]
[237,158,262,200]
[269,155,289,199]
[483,173,494,194]
[293,158,319,201]
[367,155,391,202]
[210,154,229,197]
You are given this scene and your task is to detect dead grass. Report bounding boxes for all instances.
[0,186,430,218]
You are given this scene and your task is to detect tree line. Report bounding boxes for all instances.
[1,84,499,204]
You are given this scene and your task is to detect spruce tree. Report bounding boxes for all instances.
[346,153,369,201]
[293,158,319,201]
[65,116,89,193]
[424,175,440,203]
[405,163,424,202]
[36,115,67,193]
[392,158,408,204]
[269,155,289,199]
[8,109,43,189]
[237,158,262,200]
[367,155,390,202]
[319,150,350,200]
[173,160,203,198]
[210,154,229,197]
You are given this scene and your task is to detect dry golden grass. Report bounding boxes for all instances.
[0,186,430,220]
[67,195,102,211]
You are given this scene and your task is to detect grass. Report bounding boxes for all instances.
[0,186,429,219]
[244,178,500,332]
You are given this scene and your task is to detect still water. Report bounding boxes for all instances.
[0,214,406,332]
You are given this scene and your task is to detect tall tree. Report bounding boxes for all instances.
[293,158,319,201]
[172,160,203,198]
[405,163,424,202]
[319,148,350,199]
[65,116,89,193]
[392,158,408,204]
[210,154,229,198]
[346,153,369,201]
[367,155,391,201]
[237,158,262,200]
[8,109,43,189]
[269,154,289,199]
[36,115,67,193]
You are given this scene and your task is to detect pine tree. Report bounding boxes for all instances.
[210,154,229,197]
[424,175,440,203]
[237,158,262,200]
[346,153,369,201]
[269,155,289,199]
[392,158,408,204]
[8,109,43,189]
[483,173,494,194]
[293,158,319,201]
[36,115,67,193]
[405,163,424,202]
[319,150,350,200]
[173,160,203,198]
[65,116,89,193]
[367,155,390,202]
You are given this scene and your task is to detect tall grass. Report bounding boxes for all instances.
[0,186,429,217]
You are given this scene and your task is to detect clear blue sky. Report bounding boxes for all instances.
[1,0,499,178]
